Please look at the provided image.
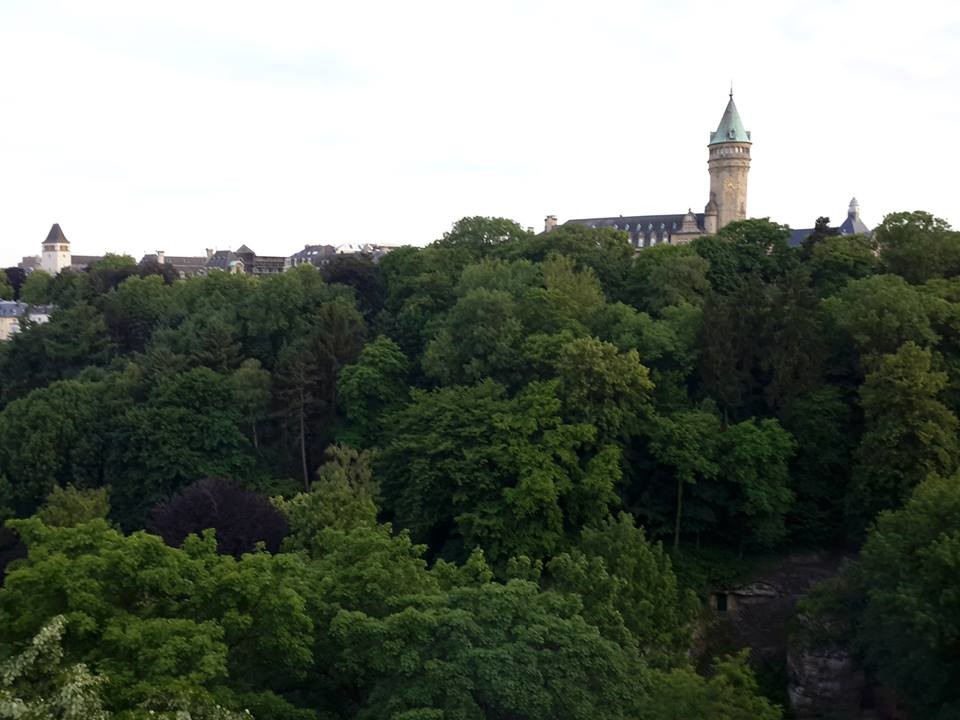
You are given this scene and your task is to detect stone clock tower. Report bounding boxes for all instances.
[706,91,751,231]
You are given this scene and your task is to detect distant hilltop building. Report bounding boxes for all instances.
[140,246,289,277]
[26,224,104,274]
[19,224,399,278]
[547,91,868,247]
[0,300,53,341]
[788,197,872,247]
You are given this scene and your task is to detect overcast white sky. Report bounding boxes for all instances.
[2,0,959,265]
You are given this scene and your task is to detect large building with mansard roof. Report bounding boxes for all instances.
[545,91,752,248]
[545,92,870,248]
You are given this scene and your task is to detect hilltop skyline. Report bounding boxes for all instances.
[2,0,959,267]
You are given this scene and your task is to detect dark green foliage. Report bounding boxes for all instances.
[3,209,959,719]
[849,342,959,529]
[320,253,386,321]
[3,267,26,300]
[377,380,620,562]
[852,475,960,719]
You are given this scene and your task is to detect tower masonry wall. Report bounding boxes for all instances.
[708,141,751,230]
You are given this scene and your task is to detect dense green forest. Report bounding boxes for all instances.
[1,211,959,719]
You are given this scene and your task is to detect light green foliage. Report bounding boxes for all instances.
[0,519,311,716]
[693,218,793,295]
[853,475,960,719]
[0,617,255,720]
[37,485,110,527]
[495,223,634,300]
[18,272,52,306]
[640,652,782,720]
[0,615,109,720]
[851,342,960,526]
[649,409,722,548]
[456,257,541,297]
[229,359,272,450]
[431,216,532,256]
[378,380,620,561]
[625,243,711,314]
[332,579,648,720]
[278,444,379,550]
[337,336,409,447]
[422,288,525,385]
[546,513,698,662]
[718,418,795,547]
[378,245,472,357]
[551,336,654,440]
[824,274,941,361]
[523,254,606,333]
[808,233,879,296]
[876,210,960,284]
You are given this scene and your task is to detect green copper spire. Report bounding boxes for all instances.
[709,91,751,145]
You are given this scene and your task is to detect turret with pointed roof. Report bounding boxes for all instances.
[709,93,752,145]
[41,223,72,275]
[43,223,69,247]
[707,90,752,230]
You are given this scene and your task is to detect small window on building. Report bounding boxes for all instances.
[715,593,728,612]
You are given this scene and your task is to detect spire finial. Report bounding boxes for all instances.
[729,80,733,99]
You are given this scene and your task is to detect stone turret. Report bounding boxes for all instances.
[707,91,751,230]
[544,215,558,233]
[704,193,719,235]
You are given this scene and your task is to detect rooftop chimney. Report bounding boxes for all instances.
[156,250,165,265]
[544,215,558,233]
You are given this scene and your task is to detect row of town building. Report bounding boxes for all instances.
[19,224,398,278]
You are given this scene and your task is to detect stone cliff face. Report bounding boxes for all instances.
[787,614,864,719]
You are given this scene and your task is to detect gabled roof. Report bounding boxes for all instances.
[235,244,255,255]
[709,94,751,145]
[43,223,69,245]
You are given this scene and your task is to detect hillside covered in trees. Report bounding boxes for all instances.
[1,212,959,719]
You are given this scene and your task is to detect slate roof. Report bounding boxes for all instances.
[0,301,54,318]
[139,254,211,275]
[235,244,255,255]
[43,223,69,245]
[709,94,751,145]
[788,229,812,247]
[290,244,338,264]
[789,199,872,247]
[0,301,27,318]
[206,250,240,269]
[839,197,871,235]
[70,255,102,268]
[565,213,705,244]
